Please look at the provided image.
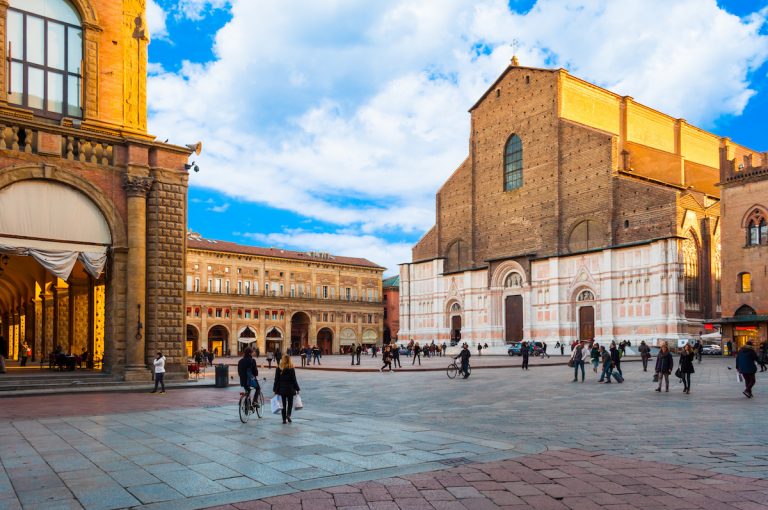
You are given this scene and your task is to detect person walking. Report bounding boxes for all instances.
[350,344,357,366]
[560,342,565,356]
[655,342,674,393]
[208,349,215,366]
[442,341,447,356]
[736,340,758,398]
[380,346,393,372]
[638,340,651,372]
[412,342,422,366]
[693,339,703,364]
[521,341,529,370]
[571,341,585,382]
[151,352,166,394]
[455,343,471,378]
[300,347,307,367]
[598,345,613,383]
[20,342,29,367]
[237,347,259,408]
[679,343,695,394]
[392,344,401,368]
[477,344,482,356]
[266,350,274,369]
[758,341,767,372]
[273,356,300,424]
[590,342,600,373]
[726,339,733,357]
[610,342,622,378]
[274,348,283,367]
[542,342,550,359]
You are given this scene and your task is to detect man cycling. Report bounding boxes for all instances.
[237,347,260,410]
[454,343,471,379]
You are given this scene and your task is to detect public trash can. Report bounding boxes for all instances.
[215,364,229,388]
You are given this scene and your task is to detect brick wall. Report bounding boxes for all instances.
[146,178,188,370]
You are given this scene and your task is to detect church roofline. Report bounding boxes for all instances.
[469,65,560,112]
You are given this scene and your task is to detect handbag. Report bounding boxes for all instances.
[674,368,682,379]
[653,373,659,382]
[294,394,303,410]
[270,395,283,415]
[567,359,574,368]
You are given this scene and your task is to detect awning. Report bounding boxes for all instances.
[700,332,721,340]
[715,315,768,324]
[237,338,256,344]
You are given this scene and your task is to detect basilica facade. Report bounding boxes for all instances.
[399,60,760,348]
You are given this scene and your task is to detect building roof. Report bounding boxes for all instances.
[187,234,385,270]
[382,275,400,288]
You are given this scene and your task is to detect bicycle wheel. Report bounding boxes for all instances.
[239,395,250,423]
[446,363,458,379]
[254,391,265,418]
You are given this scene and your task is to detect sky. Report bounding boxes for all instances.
[145,0,768,276]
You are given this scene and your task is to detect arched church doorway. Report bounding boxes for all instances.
[449,303,462,346]
[208,325,229,357]
[576,290,596,341]
[317,327,333,355]
[290,312,310,354]
[504,296,523,343]
[186,325,199,357]
[0,180,111,371]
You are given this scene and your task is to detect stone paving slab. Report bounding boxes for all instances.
[202,449,768,509]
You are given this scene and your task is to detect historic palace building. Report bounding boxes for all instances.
[718,153,768,350]
[400,58,763,348]
[185,233,385,357]
[0,0,194,379]
[382,275,400,344]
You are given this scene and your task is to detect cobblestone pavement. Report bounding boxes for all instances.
[0,357,763,509]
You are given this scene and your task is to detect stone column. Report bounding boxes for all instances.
[122,174,153,380]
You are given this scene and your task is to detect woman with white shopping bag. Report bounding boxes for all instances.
[273,356,300,424]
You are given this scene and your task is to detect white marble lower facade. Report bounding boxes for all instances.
[399,239,705,348]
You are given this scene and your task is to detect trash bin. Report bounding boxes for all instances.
[214,364,229,388]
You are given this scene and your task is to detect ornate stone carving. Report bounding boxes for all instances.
[122,175,153,197]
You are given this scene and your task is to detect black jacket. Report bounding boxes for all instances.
[455,349,471,364]
[679,352,695,374]
[610,347,621,364]
[655,351,674,374]
[237,355,258,388]
[273,367,300,396]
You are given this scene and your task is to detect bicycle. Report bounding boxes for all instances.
[238,378,266,423]
[446,361,471,379]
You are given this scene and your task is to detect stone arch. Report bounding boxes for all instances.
[740,204,768,228]
[0,164,126,249]
[566,218,605,253]
[444,238,468,273]
[490,260,527,288]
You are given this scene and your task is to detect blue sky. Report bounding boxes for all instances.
[146,0,768,275]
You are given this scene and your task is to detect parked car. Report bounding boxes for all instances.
[507,342,523,356]
[702,344,722,355]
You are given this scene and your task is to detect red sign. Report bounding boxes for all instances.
[735,326,758,331]
[704,323,714,331]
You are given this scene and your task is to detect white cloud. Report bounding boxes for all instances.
[176,0,231,20]
[207,203,230,213]
[146,0,168,40]
[148,0,768,261]
[241,230,411,276]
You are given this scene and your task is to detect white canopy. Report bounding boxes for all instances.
[701,332,722,340]
[0,181,110,280]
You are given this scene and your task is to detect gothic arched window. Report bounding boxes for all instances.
[503,134,523,191]
[683,233,700,311]
[568,220,601,252]
[504,272,523,288]
[745,208,767,246]
[8,0,83,118]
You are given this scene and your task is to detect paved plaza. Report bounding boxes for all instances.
[0,357,764,509]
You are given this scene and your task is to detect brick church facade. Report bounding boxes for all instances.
[0,0,193,379]
[399,60,760,348]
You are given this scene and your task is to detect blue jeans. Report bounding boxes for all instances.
[573,360,585,381]
[599,364,612,382]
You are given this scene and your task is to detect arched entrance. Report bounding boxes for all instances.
[317,327,333,355]
[0,180,112,370]
[340,328,357,354]
[237,326,256,354]
[186,325,199,357]
[449,302,462,346]
[207,325,229,357]
[266,327,283,355]
[733,305,758,349]
[290,312,310,353]
[576,289,596,341]
[362,329,378,348]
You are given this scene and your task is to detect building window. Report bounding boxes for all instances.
[245,281,251,295]
[244,310,251,319]
[345,288,351,300]
[322,313,328,322]
[8,0,83,118]
[237,281,242,294]
[279,284,284,296]
[225,280,230,294]
[745,208,768,246]
[216,278,222,293]
[290,284,295,297]
[683,233,700,311]
[194,308,200,317]
[568,220,601,252]
[254,310,259,319]
[207,279,212,292]
[503,134,523,191]
[739,272,752,293]
[194,278,200,292]
[215,308,222,318]
[323,286,328,298]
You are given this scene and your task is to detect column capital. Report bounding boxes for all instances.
[122,175,154,197]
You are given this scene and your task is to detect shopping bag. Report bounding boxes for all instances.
[294,394,303,410]
[270,395,283,415]
[737,373,744,383]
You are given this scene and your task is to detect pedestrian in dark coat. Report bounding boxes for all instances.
[273,356,300,424]
[412,343,421,366]
[736,341,758,398]
[655,342,674,392]
[679,343,695,394]
[521,341,529,370]
[610,342,622,377]
[350,344,357,366]
[638,341,651,372]
[392,345,401,368]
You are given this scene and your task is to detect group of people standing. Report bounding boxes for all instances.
[298,346,323,367]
